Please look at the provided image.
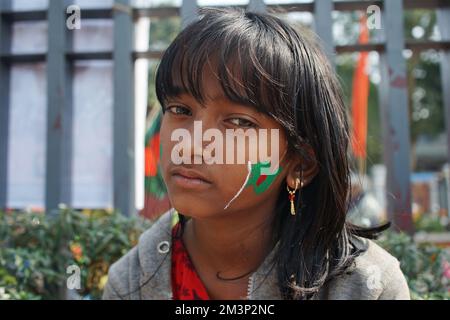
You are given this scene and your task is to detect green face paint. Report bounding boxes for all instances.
[245,161,282,194]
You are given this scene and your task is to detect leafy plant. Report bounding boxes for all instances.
[376,231,450,300]
[0,208,152,300]
[414,214,448,233]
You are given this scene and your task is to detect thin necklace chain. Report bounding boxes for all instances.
[215,268,255,281]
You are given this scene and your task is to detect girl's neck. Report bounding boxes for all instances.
[182,207,277,279]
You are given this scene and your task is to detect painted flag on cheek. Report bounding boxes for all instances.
[245,161,282,194]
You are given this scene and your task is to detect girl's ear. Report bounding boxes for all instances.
[286,144,319,189]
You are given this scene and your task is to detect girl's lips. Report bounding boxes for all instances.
[172,167,211,188]
[171,173,212,189]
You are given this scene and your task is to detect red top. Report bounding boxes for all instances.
[171,222,210,300]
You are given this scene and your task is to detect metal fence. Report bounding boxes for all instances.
[0,0,449,234]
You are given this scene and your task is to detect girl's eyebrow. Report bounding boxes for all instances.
[166,88,262,115]
[165,94,208,110]
[166,90,227,105]
[168,86,188,97]
[165,92,191,103]
[168,83,228,101]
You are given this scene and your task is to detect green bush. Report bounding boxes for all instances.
[376,231,450,300]
[414,214,449,233]
[0,208,152,300]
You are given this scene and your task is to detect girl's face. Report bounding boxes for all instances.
[159,68,292,220]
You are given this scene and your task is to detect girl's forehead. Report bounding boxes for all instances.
[169,55,267,115]
[174,65,232,104]
[199,62,229,102]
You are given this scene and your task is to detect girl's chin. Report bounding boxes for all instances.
[170,200,224,219]
[173,209,217,220]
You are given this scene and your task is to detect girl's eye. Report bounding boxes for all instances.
[165,105,192,116]
[227,117,258,128]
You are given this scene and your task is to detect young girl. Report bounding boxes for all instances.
[103,7,410,300]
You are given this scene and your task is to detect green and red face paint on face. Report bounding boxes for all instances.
[245,161,282,194]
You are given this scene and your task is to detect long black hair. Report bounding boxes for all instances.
[155,7,390,300]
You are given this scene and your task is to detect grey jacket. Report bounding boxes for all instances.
[103,208,411,300]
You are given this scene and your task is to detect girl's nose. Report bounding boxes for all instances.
[186,114,223,164]
[187,118,219,165]
[190,121,204,164]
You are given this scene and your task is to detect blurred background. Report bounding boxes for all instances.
[0,0,449,300]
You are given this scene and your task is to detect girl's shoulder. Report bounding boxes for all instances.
[319,235,410,300]
[102,208,175,300]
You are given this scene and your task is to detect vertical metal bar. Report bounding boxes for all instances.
[46,0,72,215]
[65,2,74,209]
[0,0,12,209]
[378,0,413,233]
[180,0,198,30]
[437,7,450,165]
[437,6,450,217]
[247,0,267,13]
[113,0,135,216]
[313,0,334,64]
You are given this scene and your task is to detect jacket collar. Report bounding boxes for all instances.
[137,208,283,300]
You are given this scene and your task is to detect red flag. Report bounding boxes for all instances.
[351,15,370,159]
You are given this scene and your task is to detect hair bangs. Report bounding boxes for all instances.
[155,8,295,119]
